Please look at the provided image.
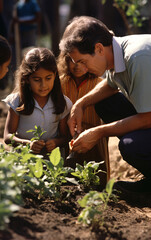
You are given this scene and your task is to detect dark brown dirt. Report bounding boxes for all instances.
[0,185,151,240]
[0,88,151,240]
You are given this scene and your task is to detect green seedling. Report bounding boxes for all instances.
[27,125,46,141]
[71,161,105,188]
[43,147,75,200]
[78,178,117,226]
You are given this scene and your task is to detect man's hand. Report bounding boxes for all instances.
[68,101,83,136]
[72,127,100,153]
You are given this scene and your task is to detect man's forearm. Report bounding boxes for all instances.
[96,112,151,139]
[76,79,118,110]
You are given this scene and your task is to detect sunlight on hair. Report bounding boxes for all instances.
[25,48,38,61]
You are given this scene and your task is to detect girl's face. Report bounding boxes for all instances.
[68,58,88,78]
[28,67,55,100]
[0,58,11,80]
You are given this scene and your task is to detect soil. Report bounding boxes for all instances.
[0,88,151,240]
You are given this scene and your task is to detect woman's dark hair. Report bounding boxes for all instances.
[59,16,114,55]
[0,35,12,65]
[14,47,66,115]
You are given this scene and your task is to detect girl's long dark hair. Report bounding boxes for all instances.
[14,48,66,115]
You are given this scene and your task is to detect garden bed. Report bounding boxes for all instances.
[1,183,151,240]
[0,89,151,240]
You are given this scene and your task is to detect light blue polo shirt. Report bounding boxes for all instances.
[3,93,72,141]
[107,35,151,113]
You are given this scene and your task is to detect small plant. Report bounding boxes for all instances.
[43,147,75,200]
[77,178,117,226]
[27,125,46,141]
[71,161,105,188]
[0,147,24,229]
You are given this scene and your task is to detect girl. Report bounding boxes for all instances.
[3,47,72,155]
[57,52,110,187]
[0,35,11,80]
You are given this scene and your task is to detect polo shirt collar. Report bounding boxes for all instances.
[34,95,54,110]
[112,36,126,73]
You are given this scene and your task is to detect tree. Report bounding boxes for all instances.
[101,0,149,34]
[38,0,60,56]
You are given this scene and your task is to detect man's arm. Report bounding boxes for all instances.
[68,79,118,136]
[72,112,151,153]
[77,78,117,108]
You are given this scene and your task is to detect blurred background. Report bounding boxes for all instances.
[0,0,151,90]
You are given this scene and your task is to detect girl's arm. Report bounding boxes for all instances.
[4,108,45,153]
[4,107,31,145]
[45,115,70,152]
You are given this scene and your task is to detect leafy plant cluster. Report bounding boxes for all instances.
[0,144,73,229]
[101,0,148,33]
[0,145,23,229]
[71,160,105,188]
[0,125,117,230]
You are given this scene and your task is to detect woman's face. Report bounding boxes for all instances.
[0,58,11,80]
[68,58,88,78]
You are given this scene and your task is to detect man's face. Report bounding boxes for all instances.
[69,45,108,77]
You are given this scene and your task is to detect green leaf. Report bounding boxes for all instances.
[26,129,34,133]
[26,125,46,141]
[50,147,61,166]
[106,178,115,196]
[33,159,43,178]
[21,153,36,162]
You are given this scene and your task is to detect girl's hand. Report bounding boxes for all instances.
[45,139,56,152]
[30,140,45,153]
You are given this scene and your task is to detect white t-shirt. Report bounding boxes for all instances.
[3,93,73,141]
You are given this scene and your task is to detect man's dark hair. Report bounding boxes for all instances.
[59,16,114,55]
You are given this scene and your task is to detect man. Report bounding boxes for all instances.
[59,16,151,194]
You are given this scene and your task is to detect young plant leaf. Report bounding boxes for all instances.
[49,147,61,166]
[34,159,43,178]
[106,178,115,196]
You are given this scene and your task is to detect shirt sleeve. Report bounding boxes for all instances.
[60,95,73,119]
[128,55,151,113]
[2,93,20,115]
[106,70,119,89]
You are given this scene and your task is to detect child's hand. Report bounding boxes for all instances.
[45,139,56,152]
[30,140,45,153]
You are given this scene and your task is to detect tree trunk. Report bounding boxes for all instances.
[38,0,60,56]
